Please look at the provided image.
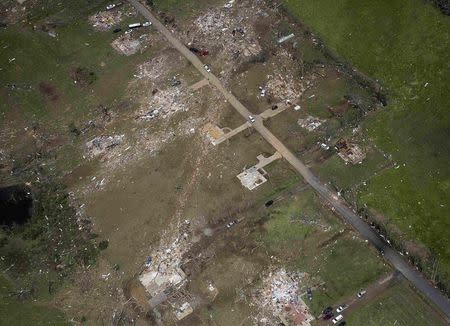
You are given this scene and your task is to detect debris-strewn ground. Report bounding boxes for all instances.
[85,135,124,158]
[135,85,190,120]
[252,268,314,326]
[3,0,446,325]
[111,34,141,55]
[79,116,201,194]
[139,220,192,298]
[180,0,275,80]
[266,72,306,104]
[298,116,326,131]
[89,5,137,31]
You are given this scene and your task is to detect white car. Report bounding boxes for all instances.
[248,115,256,123]
[357,289,367,298]
[332,314,343,324]
[226,220,238,229]
[336,305,347,313]
[143,21,152,27]
[204,64,211,72]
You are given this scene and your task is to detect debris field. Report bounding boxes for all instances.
[253,269,314,326]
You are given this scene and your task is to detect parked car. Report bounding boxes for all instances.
[248,115,256,123]
[336,304,347,313]
[332,314,343,324]
[337,322,346,326]
[323,312,334,320]
[357,289,367,298]
[203,64,211,72]
[322,306,333,320]
[226,220,238,229]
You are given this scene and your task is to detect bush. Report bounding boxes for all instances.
[98,240,109,251]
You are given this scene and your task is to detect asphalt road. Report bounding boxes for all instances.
[129,0,450,320]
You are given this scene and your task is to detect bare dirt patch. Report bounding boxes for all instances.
[38,81,59,102]
[70,67,97,87]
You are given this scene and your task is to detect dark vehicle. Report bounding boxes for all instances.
[189,47,209,56]
[323,306,334,320]
[337,322,346,326]
[265,200,274,207]
[113,28,122,33]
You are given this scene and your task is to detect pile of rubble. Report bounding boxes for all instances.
[85,135,124,158]
[80,117,200,194]
[134,51,184,83]
[136,86,190,121]
[139,220,192,300]
[111,33,150,56]
[188,1,267,71]
[253,269,314,326]
[297,116,326,131]
[335,139,365,164]
[89,9,124,31]
[134,55,171,81]
[266,73,306,104]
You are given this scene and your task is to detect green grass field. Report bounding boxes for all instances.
[347,279,446,325]
[0,275,68,326]
[314,147,389,190]
[259,191,388,315]
[283,0,450,279]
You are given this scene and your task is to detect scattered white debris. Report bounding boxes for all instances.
[89,8,125,31]
[253,269,314,326]
[237,167,267,190]
[224,0,235,8]
[298,116,325,131]
[278,33,295,44]
[111,33,149,56]
[85,135,124,158]
[139,221,192,298]
[335,139,366,164]
[320,143,329,150]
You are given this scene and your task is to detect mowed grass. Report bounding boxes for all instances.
[283,0,450,276]
[314,147,389,190]
[0,274,68,326]
[259,191,388,315]
[347,279,447,325]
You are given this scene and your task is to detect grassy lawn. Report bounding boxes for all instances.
[314,148,389,190]
[258,191,389,315]
[283,0,450,279]
[347,279,447,325]
[0,274,68,326]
